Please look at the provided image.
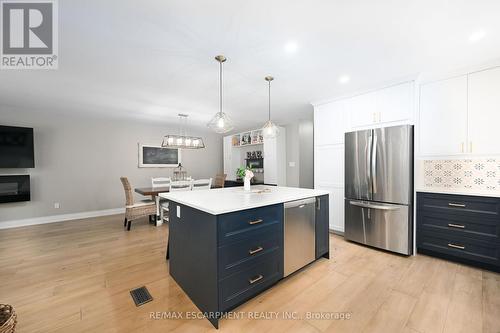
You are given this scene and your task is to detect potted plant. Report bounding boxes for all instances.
[236,167,254,191]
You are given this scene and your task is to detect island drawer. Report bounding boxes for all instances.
[417,230,500,269]
[219,253,282,311]
[418,192,500,217]
[217,204,283,245]
[218,229,281,279]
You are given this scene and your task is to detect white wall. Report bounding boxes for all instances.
[0,107,223,225]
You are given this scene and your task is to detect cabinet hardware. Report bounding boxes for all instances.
[461,142,464,153]
[448,243,465,250]
[248,246,264,255]
[469,142,473,153]
[373,113,377,123]
[448,223,465,229]
[316,198,320,210]
[248,275,263,284]
[248,219,263,225]
[448,203,466,208]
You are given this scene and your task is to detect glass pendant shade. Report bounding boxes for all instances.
[262,120,280,138]
[208,55,234,134]
[262,76,279,138]
[207,111,234,134]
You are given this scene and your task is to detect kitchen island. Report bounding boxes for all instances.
[160,186,330,328]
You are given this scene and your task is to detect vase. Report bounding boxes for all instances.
[244,178,251,191]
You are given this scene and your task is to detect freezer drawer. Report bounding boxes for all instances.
[345,200,411,255]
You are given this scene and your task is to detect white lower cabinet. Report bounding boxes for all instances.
[315,185,344,232]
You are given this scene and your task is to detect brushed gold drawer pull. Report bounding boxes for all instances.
[448,203,466,208]
[448,223,465,229]
[249,246,264,255]
[448,243,465,250]
[248,275,263,284]
[248,219,263,225]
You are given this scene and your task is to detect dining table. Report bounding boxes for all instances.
[134,184,222,226]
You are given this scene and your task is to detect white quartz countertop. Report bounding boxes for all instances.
[159,185,330,215]
[416,187,500,198]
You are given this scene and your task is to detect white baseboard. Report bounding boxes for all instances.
[0,208,125,230]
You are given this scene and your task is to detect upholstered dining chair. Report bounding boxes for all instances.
[192,178,212,190]
[120,177,157,231]
[214,174,226,188]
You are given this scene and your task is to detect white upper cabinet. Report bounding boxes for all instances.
[376,82,413,124]
[348,91,377,128]
[348,82,413,129]
[314,100,347,145]
[419,75,468,156]
[468,67,500,155]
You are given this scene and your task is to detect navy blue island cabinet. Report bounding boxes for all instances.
[168,195,329,328]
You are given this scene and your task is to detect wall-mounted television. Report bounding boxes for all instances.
[0,125,35,168]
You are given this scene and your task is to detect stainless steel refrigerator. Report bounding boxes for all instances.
[344,125,413,255]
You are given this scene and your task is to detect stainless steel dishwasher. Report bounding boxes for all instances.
[284,197,316,277]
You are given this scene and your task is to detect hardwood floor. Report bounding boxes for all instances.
[0,214,499,333]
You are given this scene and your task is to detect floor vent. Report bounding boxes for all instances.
[130,286,153,306]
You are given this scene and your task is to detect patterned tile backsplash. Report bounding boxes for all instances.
[424,159,500,191]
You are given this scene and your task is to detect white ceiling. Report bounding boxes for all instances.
[1,0,500,131]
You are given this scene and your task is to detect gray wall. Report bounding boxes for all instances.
[285,121,300,187]
[0,108,223,224]
[299,119,314,189]
[284,113,314,189]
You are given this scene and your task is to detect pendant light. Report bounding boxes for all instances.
[207,55,234,133]
[162,114,205,149]
[262,76,279,138]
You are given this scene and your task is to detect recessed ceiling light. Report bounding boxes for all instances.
[338,75,350,84]
[284,41,298,53]
[469,30,486,43]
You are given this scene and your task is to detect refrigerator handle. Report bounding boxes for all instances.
[371,134,377,194]
[367,134,373,197]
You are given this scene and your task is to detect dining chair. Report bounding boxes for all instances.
[151,177,171,188]
[120,177,156,231]
[192,178,212,190]
[169,180,193,191]
[214,174,226,188]
[152,177,171,224]
[161,180,192,222]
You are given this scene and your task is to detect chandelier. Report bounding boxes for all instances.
[162,114,205,149]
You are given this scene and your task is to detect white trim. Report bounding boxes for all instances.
[0,208,125,230]
[311,76,418,107]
